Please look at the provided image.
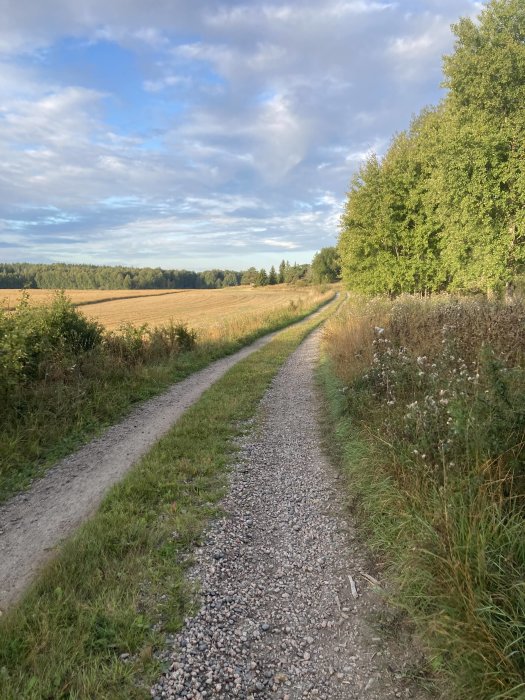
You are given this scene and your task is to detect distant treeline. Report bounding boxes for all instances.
[0,261,312,290]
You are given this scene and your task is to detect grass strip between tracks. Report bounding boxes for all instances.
[0,297,339,700]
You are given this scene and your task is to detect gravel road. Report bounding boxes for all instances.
[152,327,428,700]
[0,308,333,613]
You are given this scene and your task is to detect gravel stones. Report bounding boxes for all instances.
[151,328,428,700]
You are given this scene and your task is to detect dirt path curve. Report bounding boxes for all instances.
[152,326,428,700]
[0,302,335,612]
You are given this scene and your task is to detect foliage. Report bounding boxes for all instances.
[255,268,269,286]
[0,261,314,290]
[339,0,525,296]
[322,294,525,698]
[0,292,102,389]
[310,247,341,284]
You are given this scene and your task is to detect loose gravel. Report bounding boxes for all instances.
[152,328,428,700]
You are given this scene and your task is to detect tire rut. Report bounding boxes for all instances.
[152,326,428,700]
[0,303,333,612]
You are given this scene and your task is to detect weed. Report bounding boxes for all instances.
[321,294,525,699]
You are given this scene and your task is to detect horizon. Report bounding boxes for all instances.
[1,0,480,270]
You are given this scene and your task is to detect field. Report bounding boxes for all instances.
[0,284,334,503]
[1,286,327,333]
[0,288,180,310]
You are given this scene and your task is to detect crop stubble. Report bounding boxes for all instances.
[1,286,326,333]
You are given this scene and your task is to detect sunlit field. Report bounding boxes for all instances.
[1,285,331,334]
[0,288,180,311]
[80,285,330,333]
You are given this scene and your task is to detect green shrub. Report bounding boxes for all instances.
[0,292,103,394]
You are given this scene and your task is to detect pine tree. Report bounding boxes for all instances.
[278,260,286,284]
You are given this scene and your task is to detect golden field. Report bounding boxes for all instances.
[1,286,334,338]
[0,288,179,311]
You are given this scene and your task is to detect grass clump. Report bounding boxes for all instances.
[0,297,337,700]
[321,294,525,700]
[0,288,334,503]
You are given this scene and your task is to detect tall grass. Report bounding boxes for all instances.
[321,294,525,699]
[0,288,334,502]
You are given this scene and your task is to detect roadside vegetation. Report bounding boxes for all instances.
[321,294,525,699]
[331,4,525,694]
[0,287,334,503]
[0,296,339,700]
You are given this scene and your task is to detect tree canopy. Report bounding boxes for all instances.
[311,247,341,284]
[0,260,313,290]
[339,0,525,296]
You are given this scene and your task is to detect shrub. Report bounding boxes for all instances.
[0,292,103,389]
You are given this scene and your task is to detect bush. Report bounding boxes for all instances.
[105,321,197,365]
[0,292,103,389]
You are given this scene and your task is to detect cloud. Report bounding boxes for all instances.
[0,0,477,269]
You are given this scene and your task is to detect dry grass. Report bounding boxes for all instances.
[0,288,181,311]
[79,286,329,333]
[321,293,525,699]
[1,286,331,333]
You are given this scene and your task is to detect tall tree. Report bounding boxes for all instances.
[339,0,525,297]
[278,260,287,284]
[310,247,341,283]
[439,0,525,293]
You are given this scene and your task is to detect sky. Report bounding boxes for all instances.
[0,0,481,271]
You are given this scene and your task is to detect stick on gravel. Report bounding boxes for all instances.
[152,327,428,700]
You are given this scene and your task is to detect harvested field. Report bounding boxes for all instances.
[0,287,332,335]
[80,286,329,332]
[0,288,181,311]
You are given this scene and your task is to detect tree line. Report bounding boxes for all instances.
[0,260,324,290]
[339,0,525,297]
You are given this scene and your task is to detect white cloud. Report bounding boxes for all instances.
[262,238,299,250]
[0,0,478,268]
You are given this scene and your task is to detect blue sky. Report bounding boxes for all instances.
[0,0,481,271]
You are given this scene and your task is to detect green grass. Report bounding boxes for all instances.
[0,297,338,700]
[0,292,334,503]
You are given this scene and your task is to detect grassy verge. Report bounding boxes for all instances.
[0,297,338,700]
[319,295,525,700]
[0,289,334,503]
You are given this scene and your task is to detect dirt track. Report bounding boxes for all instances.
[0,305,333,612]
[152,324,427,699]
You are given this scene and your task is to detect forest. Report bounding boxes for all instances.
[0,260,314,290]
[338,0,525,297]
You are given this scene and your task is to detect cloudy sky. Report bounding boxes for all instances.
[0,0,480,271]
